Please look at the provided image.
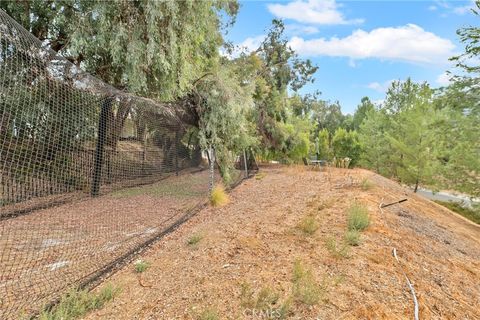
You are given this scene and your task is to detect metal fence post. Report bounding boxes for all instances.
[91,97,112,197]
[209,147,214,192]
[175,131,179,176]
[243,149,248,178]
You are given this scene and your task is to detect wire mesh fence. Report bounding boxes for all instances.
[0,10,251,318]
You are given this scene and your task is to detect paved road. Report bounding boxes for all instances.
[416,188,479,208]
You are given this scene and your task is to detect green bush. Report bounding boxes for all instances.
[39,285,120,320]
[345,230,361,246]
[347,203,370,231]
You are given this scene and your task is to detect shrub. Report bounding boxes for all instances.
[198,308,219,320]
[210,185,229,207]
[39,284,120,320]
[360,178,373,191]
[345,230,361,246]
[325,237,349,258]
[239,283,291,319]
[134,259,150,273]
[347,203,370,231]
[297,215,319,235]
[292,260,324,305]
[187,233,203,246]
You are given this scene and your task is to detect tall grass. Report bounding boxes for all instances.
[347,203,370,231]
[292,260,324,305]
[210,185,229,207]
[39,284,120,320]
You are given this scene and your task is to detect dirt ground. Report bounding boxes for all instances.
[79,165,480,320]
[0,169,211,319]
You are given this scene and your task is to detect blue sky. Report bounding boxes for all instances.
[224,0,477,113]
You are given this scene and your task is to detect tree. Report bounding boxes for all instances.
[385,85,439,192]
[1,0,238,100]
[358,108,392,175]
[316,128,330,160]
[331,128,361,166]
[246,19,318,153]
[352,97,375,130]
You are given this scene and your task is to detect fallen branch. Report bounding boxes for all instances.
[380,199,407,208]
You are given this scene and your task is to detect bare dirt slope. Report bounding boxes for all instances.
[84,165,480,320]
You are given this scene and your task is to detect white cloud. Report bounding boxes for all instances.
[453,2,475,15]
[428,5,437,11]
[436,72,452,86]
[288,24,456,65]
[267,0,364,25]
[367,80,394,93]
[221,35,265,58]
[285,24,320,35]
[237,35,265,54]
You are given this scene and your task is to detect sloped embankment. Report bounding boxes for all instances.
[84,165,480,319]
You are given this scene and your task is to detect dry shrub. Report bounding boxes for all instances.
[210,185,229,207]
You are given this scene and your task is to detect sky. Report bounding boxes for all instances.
[224,0,478,114]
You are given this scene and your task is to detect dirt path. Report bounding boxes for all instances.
[0,169,210,318]
[83,166,480,320]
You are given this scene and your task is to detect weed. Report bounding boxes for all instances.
[255,172,267,180]
[210,185,229,207]
[239,283,291,319]
[345,230,361,246]
[187,233,203,246]
[292,260,324,305]
[360,178,373,191]
[39,284,120,320]
[347,203,370,231]
[134,259,150,273]
[198,308,219,320]
[297,215,319,235]
[325,237,349,258]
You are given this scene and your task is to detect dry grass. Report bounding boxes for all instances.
[239,284,291,319]
[344,230,361,246]
[197,308,219,320]
[39,284,119,320]
[210,185,229,207]
[292,260,325,305]
[297,215,319,235]
[360,178,374,191]
[187,233,203,246]
[325,237,350,258]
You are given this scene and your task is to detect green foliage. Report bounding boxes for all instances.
[1,1,238,100]
[39,285,119,320]
[198,308,220,320]
[352,97,376,130]
[239,283,291,319]
[297,215,319,235]
[292,260,324,305]
[316,128,330,160]
[360,178,373,191]
[345,230,361,246]
[347,203,370,231]
[325,237,350,259]
[331,128,361,166]
[134,260,150,273]
[187,233,203,246]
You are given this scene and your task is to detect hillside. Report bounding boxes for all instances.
[83,165,480,319]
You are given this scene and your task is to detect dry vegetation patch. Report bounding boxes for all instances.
[82,166,480,320]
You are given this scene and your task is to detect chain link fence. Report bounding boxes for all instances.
[0,10,252,318]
